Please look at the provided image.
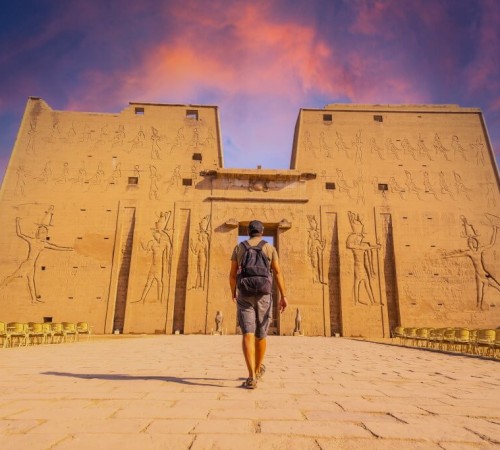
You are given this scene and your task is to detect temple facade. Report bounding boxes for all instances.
[0,98,499,337]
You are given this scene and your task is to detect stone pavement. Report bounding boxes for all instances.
[0,335,499,450]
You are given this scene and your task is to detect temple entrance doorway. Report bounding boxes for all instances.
[237,222,280,335]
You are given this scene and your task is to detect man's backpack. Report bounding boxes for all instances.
[237,240,273,296]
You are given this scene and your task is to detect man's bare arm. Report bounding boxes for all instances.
[229,260,238,303]
[271,257,288,313]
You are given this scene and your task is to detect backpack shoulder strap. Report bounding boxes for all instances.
[256,240,268,249]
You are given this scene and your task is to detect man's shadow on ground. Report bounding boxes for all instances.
[42,371,241,388]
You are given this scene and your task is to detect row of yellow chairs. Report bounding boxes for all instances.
[0,322,92,348]
[392,326,500,358]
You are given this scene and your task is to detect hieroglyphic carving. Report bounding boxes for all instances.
[133,211,173,304]
[451,135,468,161]
[404,170,422,200]
[335,131,350,158]
[369,137,385,160]
[336,169,352,198]
[129,126,145,152]
[433,133,450,161]
[346,212,380,305]
[385,138,401,160]
[15,166,28,197]
[189,215,211,290]
[352,129,363,163]
[438,171,454,200]
[453,171,472,200]
[148,165,160,200]
[417,134,433,161]
[150,127,163,159]
[25,121,38,154]
[471,137,485,166]
[0,213,73,304]
[307,215,326,284]
[443,214,500,310]
[35,162,52,184]
[423,171,439,200]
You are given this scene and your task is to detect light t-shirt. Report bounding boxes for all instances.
[231,237,278,266]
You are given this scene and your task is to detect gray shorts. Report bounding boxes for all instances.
[237,294,272,339]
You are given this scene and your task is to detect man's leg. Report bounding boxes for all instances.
[242,332,256,379]
[255,337,266,375]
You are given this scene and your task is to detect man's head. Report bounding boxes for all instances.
[248,220,264,237]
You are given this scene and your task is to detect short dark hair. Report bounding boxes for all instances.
[248,220,264,236]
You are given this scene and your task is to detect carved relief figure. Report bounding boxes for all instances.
[451,135,467,161]
[35,162,52,183]
[303,130,315,157]
[443,215,500,310]
[150,127,162,159]
[471,137,485,166]
[129,126,146,152]
[112,124,125,148]
[389,176,405,199]
[55,162,70,184]
[417,134,433,161]
[335,131,350,158]
[134,213,173,304]
[433,133,451,161]
[25,121,38,154]
[149,165,160,200]
[423,171,439,200]
[369,137,385,160]
[0,216,73,303]
[189,215,211,290]
[401,138,419,161]
[346,212,380,305]
[385,138,401,160]
[307,215,326,284]
[404,170,422,200]
[319,131,332,158]
[438,171,454,200]
[15,165,28,197]
[353,129,363,163]
[453,171,472,200]
[336,169,352,198]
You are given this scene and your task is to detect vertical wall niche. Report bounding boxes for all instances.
[381,213,400,330]
[113,207,136,333]
[173,209,191,333]
[326,212,341,336]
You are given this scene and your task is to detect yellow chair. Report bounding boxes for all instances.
[76,322,93,341]
[442,328,456,351]
[50,323,66,344]
[7,322,30,347]
[469,329,478,354]
[453,328,471,354]
[403,327,417,346]
[42,322,55,344]
[494,329,500,359]
[415,327,431,347]
[62,322,78,343]
[476,329,496,357]
[0,322,11,348]
[28,322,46,345]
[391,326,405,344]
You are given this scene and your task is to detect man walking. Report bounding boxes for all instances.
[229,220,288,389]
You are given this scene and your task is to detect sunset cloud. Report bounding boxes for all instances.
[1,0,499,179]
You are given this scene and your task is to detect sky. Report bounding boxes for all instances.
[1,0,499,183]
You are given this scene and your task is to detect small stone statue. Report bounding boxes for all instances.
[215,310,223,334]
[294,308,302,335]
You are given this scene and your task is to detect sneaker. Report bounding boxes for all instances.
[256,364,266,381]
[243,377,257,389]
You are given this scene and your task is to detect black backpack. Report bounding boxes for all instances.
[237,240,273,296]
